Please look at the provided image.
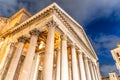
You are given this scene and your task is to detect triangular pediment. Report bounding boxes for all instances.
[50,3,98,59]
[0,17,8,34]
[1,8,32,33]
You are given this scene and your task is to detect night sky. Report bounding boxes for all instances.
[0,0,120,77]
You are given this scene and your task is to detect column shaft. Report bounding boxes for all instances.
[53,67,56,80]
[78,50,86,80]
[84,56,92,80]
[89,61,96,80]
[43,25,55,80]
[30,54,40,80]
[5,36,27,80]
[56,48,61,80]
[68,62,72,80]
[61,35,69,80]
[92,63,99,80]
[0,43,15,80]
[96,63,102,80]
[71,43,79,80]
[19,29,40,80]
[94,65,99,80]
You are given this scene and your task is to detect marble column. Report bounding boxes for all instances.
[96,62,102,80]
[18,28,40,80]
[0,43,15,80]
[89,60,96,80]
[5,36,27,80]
[30,54,40,80]
[71,43,79,80]
[68,62,72,80]
[84,56,92,80]
[93,63,99,80]
[43,21,56,80]
[77,50,86,80]
[56,47,61,80]
[53,67,56,80]
[61,35,69,80]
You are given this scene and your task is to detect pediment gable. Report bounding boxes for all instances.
[0,17,8,34]
[1,8,32,34]
[51,3,98,59]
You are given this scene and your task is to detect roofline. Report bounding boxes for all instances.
[10,8,32,20]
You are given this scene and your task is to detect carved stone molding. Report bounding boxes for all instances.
[29,28,41,36]
[46,20,58,28]
[70,43,76,48]
[18,35,28,43]
[84,55,89,61]
[77,49,82,53]
[60,34,67,40]
[10,42,15,48]
[55,47,60,52]
[88,59,93,64]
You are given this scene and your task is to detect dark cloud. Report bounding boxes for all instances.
[0,0,120,24]
[0,0,17,17]
[100,64,119,77]
[89,34,120,76]
[94,35,120,50]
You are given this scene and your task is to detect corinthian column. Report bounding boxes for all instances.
[93,63,99,80]
[84,56,92,80]
[5,36,27,80]
[56,47,61,80]
[61,35,69,80]
[18,28,40,80]
[89,60,96,80]
[30,54,40,80]
[96,62,102,80]
[77,50,86,80]
[0,43,15,80]
[42,21,56,80]
[71,43,79,80]
[68,62,72,80]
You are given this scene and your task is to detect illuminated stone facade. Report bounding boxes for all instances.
[0,3,101,80]
[111,46,120,71]
[102,72,119,80]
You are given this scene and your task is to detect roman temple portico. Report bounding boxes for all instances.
[0,3,101,80]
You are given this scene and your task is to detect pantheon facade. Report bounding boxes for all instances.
[0,3,101,80]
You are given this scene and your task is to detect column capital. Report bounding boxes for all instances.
[70,43,76,48]
[10,42,15,48]
[60,34,67,40]
[97,62,99,66]
[46,20,58,28]
[84,55,89,61]
[77,49,83,55]
[29,28,41,36]
[56,47,60,52]
[88,59,92,63]
[18,35,28,43]
[89,60,94,65]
